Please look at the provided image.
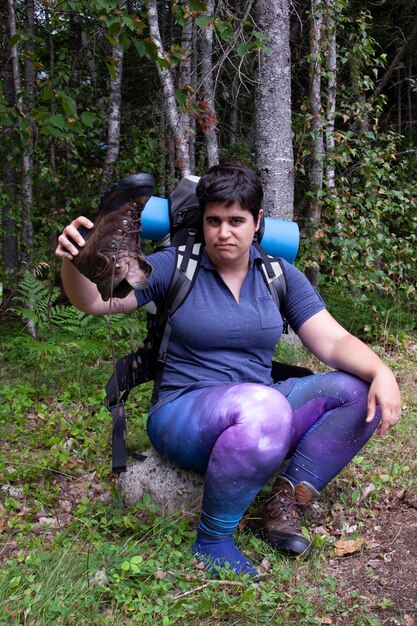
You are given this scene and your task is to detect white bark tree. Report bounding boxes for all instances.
[255,0,293,220]
[101,0,125,189]
[325,0,337,191]
[147,0,191,176]
[180,16,195,170]
[305,0,325,286]
[8,0,34,267]
[199,0,219,167]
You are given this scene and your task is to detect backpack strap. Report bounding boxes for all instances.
[254,242,288,333]
[151,234,203,403]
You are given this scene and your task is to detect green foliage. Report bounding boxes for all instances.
[1,309,416,624]
[297,9,417,299]
[301,130,417,299]
[321,287,416,345]
[5,270,147,389]
[116,111,164,185]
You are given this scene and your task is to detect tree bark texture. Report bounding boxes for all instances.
[305,0,325,287]
[1,33,19,300]
[180,17,194,170]
[8,0,34,270]
[200,0,219,168]
[101,7,125,190]
[255,0,293,220]
[325,0,336,190]
[147,0,191,176]
[309,0,324,195]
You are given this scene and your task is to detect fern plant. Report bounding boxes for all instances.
[6,270,143,378]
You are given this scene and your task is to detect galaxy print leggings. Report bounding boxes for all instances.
[147,371,381,536]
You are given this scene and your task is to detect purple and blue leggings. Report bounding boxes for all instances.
[147,372,381,537]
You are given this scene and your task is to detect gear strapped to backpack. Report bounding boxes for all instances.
[105,176,313,473]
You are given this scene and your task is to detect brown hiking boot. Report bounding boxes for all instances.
[249,476,319,556]
[72,173,155,301]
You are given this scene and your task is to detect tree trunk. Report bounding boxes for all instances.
[407,57,413,142]
[1,25,19,305]
[2,163,19,310]
[45,6,59,257]
[68,10,83,89]
[101,1,125,189]
[255,0,293,220]
[147,0,191,176]
[230,77,239,145]
[325,0,336,191]
[200,0,219,168]
[180,16,194,170]
[305,0,325,287]
[8,0,36,335]
[8,0,34,270]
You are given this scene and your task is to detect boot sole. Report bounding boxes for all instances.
[248,521,313,557]
[100,173,155,212]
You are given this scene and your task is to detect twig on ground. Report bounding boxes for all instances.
[171,579,245,598]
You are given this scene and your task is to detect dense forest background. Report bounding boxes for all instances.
[1,0,416,316]
[1,4,417,622]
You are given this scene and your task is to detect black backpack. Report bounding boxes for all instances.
[105,177,312,473]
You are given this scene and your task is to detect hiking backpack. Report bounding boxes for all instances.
[105,177,312,473]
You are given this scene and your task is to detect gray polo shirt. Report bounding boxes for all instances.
[135,245,325,414]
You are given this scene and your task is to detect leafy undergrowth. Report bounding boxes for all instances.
[1,317,416,625]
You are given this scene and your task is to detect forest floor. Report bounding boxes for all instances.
[302,337,417,626]
[0,319,416,625]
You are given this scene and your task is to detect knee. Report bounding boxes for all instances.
[321,371,370,408]
[234,384,293,437]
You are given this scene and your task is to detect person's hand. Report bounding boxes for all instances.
[55,216,94,260]
[366,366,402,437]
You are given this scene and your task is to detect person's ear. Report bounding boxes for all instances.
[256,208,264,231]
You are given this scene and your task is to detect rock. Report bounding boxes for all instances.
[281,327,302,347]
[118,449,204,515]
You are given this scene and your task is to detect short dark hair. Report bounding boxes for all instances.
[196,161,263,221]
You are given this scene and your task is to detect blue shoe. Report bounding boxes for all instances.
[192,534,259,580]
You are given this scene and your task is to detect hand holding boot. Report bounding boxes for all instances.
[56,216,94,260]
[56,173,155,301]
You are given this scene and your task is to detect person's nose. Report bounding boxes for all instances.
[218,221,231,239]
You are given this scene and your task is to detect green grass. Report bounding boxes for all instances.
[1,312,416,626]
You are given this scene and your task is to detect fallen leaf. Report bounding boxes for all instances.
[334,538,365,557]
[359,482,376,502]
[259,558,271,572]
[404,615,415,626]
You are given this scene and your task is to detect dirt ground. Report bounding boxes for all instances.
[321,488,417,625]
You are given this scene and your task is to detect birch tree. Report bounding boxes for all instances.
[147,0,191,176]
[325,0,336,191]
[199,0,219,167]
[101,0,126,189]
[305,0,324,286]
[255,0,293,220]
[180,16,195,171]
[7,0,34,268]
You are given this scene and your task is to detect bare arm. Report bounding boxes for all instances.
[55,216,138,315]
[298,309,401,436]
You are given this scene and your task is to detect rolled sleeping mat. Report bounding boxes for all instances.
[141,196,299,264]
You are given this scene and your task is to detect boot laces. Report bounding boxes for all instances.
[267,489,305,531]
[103,208,143,259]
